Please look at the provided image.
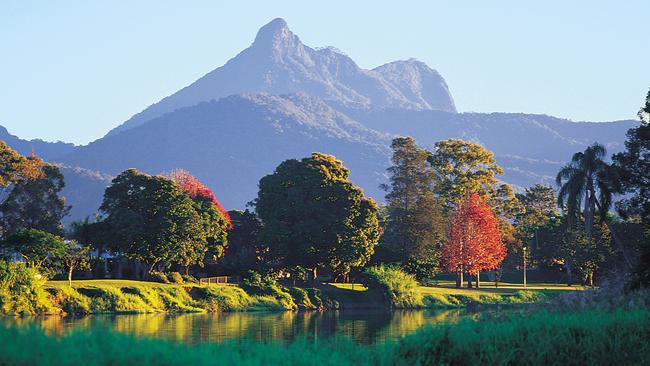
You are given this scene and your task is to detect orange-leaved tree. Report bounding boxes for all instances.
[442,193,506,288]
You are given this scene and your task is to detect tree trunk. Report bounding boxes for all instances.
[466,273,473,289]
[475,271,480,288]
[565,263,573,286]
[589,272,594,287]
[456,271,463,288]
[68,266,74,288]
[311,267,318,284]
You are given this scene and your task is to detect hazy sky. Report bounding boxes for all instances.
[2,1,649,145]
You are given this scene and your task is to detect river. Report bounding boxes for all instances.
[3,309,473,345]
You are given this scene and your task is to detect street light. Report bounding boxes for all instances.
[522,246,527,289]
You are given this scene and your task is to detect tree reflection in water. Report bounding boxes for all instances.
[4,309,466,345]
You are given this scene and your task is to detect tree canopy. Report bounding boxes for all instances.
[100,169,206,271]
[381,137,446,278]
[255,153,380,279]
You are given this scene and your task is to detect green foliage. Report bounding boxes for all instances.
[50,286,91,315]
[362,265,423,308]
[256,153,380,278]
[168,272,184,284]
[241,271,296,310]
[219,209,266,275]
[148,271,170,284]
[1,229,68,271]
[0,260,57,315]
[0,164,69,236]
[194,286,253,311]
[1,309,649,365]
[181,274,198,284]
[100,169,206,270]
[381,137,446,275]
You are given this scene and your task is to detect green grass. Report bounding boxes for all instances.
[328,280,578,308]
[0,308,647,365]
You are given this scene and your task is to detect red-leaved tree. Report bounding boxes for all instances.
[167,169,231,227]
[441,193,506,288]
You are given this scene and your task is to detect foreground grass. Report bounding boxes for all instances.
[0,309,647,365]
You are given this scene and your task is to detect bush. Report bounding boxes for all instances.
[362,265,423,308]
[193,286,253,311]
[182,274,198,284]
[168,272,184,284]
[148,271,169,284]
[50,287,91,315]
[0,260,58,315]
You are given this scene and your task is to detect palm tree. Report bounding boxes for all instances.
[556,143,632,268]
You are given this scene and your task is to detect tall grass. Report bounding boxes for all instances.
[0,309,648,365]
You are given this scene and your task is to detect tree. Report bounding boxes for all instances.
[560,223,612,287]
[428,139,521,278]
[0,141,43,191]
[441,193,506,288]
[556,143,632,268]
[1,228,67,270]
[60,242,91,287]
[512,185,559,267]
[166,170,231,271]
[100,169,206,275]
[255,153,381,280]
[219,210,266,276]
[613,89,650,288]
[381,137,446,278]
[428,139,505,211]
[0,164,69,236]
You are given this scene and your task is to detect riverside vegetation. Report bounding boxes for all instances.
[1,261,554,316]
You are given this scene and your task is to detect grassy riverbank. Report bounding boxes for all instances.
[1,277,576,316]
[0,308,647,365]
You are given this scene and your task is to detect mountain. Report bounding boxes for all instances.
[62,93,391,208]
[106,18,456,137]
[0,126,76,160]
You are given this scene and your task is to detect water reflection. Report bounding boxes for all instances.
[4,309,464,345]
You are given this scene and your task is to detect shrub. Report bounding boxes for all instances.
[194,286,253,311]
[288,287,316,309]
[182,274,198,284]
[0,260,58,315]
[362,265,423,308]
[51,287,91,315]
[168,272,184,284]
[148,271,169,284]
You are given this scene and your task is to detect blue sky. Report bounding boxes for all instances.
[2,1,648,145]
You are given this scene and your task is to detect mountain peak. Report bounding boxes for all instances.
[253,18,295,50]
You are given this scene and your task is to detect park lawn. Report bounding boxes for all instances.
[45,279,197,290]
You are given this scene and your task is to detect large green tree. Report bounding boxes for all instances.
[556,143,632,268]
[381,137,446,278]
[100,169,206,273]
[255,153,380,280]
[219,209,266,276]
[613,89,650,288]
[0,164,69,236]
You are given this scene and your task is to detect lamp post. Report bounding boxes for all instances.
[523,246,527,289]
